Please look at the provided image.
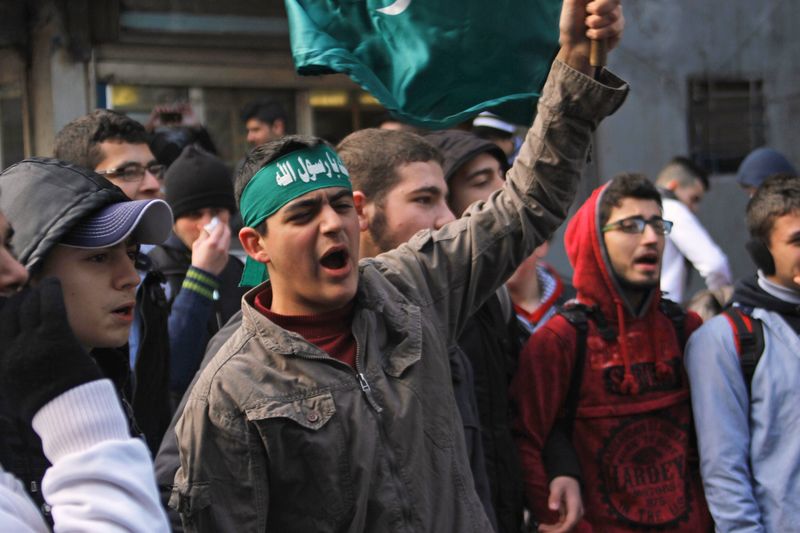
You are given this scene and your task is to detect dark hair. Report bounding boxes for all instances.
[149,125,218,167]
[54,110,148,169]
[746,173,800,244]
[656,156,710,191]
[598,173,663,227]
[336,129,444,205]
[240,100,287,126]
[234,135,327,234]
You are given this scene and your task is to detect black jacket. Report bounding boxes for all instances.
[148,234,245,334]
[131,262,173,455]
[147,234,246,406]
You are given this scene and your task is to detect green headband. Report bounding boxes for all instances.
[239,144,352,286]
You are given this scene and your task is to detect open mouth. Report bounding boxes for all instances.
[320,248,349,270]
[111,303,135,318]
[633,254,659,267]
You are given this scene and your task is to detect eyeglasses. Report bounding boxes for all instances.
[602,215,673,235]
[96,163,165,182]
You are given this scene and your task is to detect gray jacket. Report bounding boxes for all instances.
[170,60,628,533]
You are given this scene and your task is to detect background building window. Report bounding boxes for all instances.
[688,78,765,173]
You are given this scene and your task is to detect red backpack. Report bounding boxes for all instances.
[721,306,765,394]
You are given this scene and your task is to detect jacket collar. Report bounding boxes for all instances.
[239,263,422,374]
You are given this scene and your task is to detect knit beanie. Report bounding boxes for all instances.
[165,145,236,220]
[736,147,796,189]
[424,129,508,182]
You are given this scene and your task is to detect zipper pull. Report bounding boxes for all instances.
[357,373,383,413]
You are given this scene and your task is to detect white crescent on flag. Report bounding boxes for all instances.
[376,0,411,15]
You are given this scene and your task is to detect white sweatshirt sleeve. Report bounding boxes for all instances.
[32,379,169,533]
[0,468,50,533]
[661,198,732,300]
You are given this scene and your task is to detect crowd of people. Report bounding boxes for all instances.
[1,0,798,531]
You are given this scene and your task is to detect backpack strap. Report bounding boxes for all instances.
[555,303,591,439]
[721,306,765,392]
[659,298,688,348]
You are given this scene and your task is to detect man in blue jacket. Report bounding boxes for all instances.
[685,173,800,531]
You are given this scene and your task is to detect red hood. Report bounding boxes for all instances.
[564,183,665,395]
[565,183,660,318]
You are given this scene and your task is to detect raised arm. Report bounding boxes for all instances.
[378,0,628,341]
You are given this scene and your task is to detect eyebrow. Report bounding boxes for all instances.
[328,189,354,203]
[282,189,353,215]
[283,196,322,215]
[408,185,445,197]
[109,160,158,169]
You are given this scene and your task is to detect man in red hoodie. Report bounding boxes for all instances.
[512,173,712,531]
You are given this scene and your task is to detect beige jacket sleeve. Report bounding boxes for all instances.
[375,59,628,343]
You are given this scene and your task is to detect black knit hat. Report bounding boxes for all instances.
[424,129,508,183]
[165,145,236,220]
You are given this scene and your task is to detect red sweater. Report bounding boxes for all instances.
[253,287,357,368]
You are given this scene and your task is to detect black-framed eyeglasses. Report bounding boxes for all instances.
[602,215,673,235]
[96,163,165,182]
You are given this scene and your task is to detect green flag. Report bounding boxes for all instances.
[285,0,562,129]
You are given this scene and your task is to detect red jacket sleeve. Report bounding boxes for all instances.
[510,316,578,524]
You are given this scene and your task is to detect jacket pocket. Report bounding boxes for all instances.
[246,392,354,531]
[169,481,211,529]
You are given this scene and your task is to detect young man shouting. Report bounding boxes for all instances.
[171,1,628,530]
[512,174,712,531]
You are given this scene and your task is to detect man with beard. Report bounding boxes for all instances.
[512,174,712,531]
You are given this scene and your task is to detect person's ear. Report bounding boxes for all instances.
[352,191,370,232]
[666,179,679,191]
[239,226,270,264]
[272,118,286,136]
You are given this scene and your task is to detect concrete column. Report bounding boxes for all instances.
[29,0,91,156]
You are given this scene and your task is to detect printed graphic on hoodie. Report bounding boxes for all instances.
[598,415,695,528]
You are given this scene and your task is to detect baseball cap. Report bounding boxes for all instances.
[0,157,172,272]
[737,147,796,189]
[61,199,172,249]
[472,112,517,134]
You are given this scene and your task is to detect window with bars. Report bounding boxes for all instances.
[688,78,765,173]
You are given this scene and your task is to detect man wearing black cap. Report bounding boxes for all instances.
[0,158,172,521]
[148,145,246,403]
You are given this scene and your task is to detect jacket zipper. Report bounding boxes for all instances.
[283,326,414,527]
[355,338,382,413]
[353,340,413,530]
[289,334,384,413]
